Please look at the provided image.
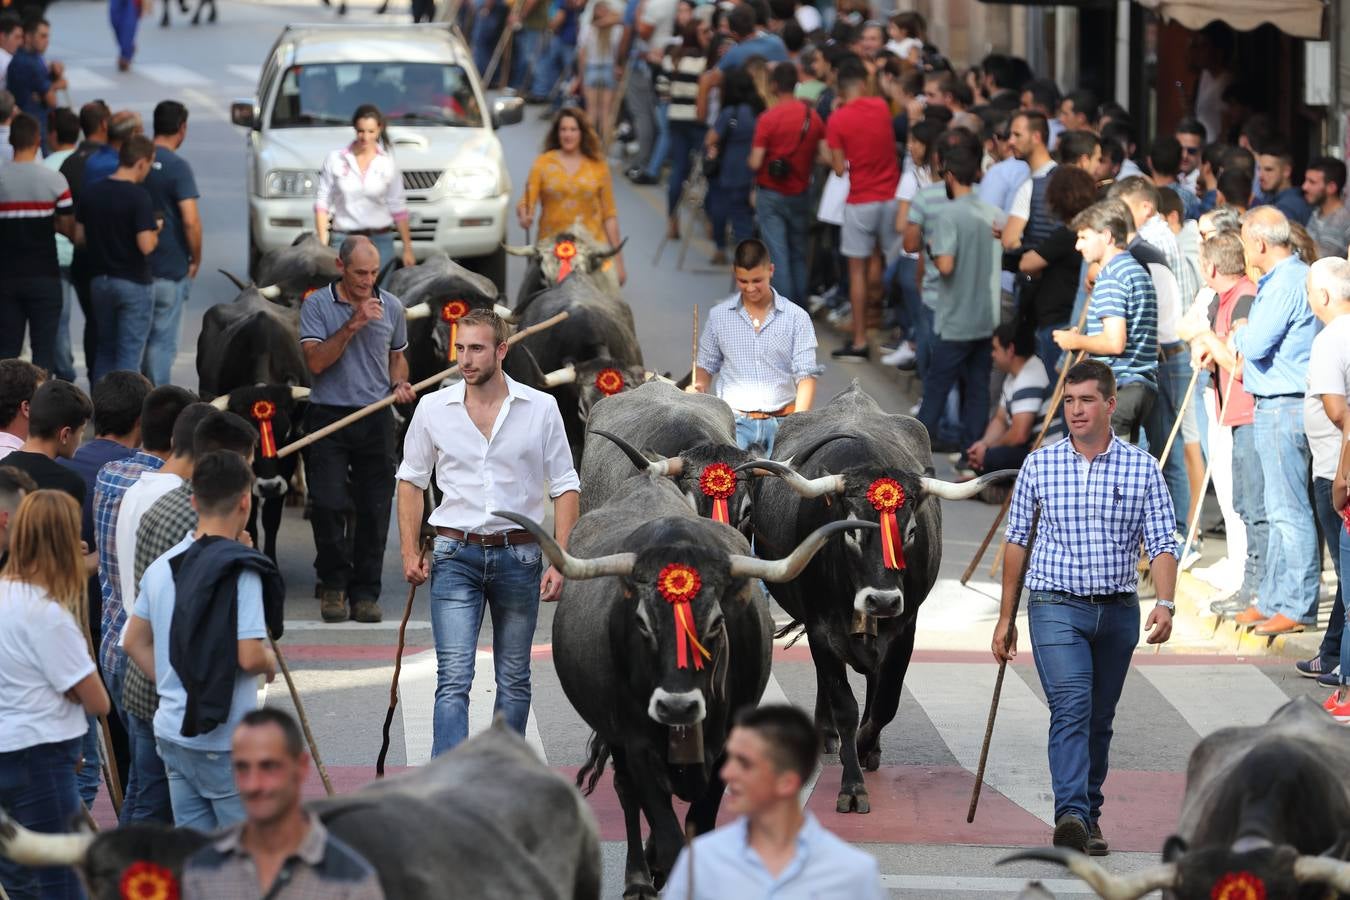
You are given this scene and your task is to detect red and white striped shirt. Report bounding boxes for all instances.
[0,159,73,278]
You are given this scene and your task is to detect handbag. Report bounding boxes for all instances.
[702,114,737,181]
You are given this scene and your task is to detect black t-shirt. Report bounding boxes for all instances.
[75,177,158,284]
[2,450,86,505]
[1025,225,1082,327]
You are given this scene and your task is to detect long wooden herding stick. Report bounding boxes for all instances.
[268,632,335,796]
[377,536,430,777]
[277,311,569,458]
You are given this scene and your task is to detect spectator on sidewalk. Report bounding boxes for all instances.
[0,465,33,553]
[1018,164,1096,377]
[123,450,282,830]
[81,109,141,187]
[623,0,681,183]
[0,359,43,461]
[575,1,623,149]
[1146,136,1200,222]
[1303,157,1350,260]
[0,112,74,374]
[59,101,112,379]
[1054,199,1159,442]
[661,705,885,899]
[1001,110,1058,255]
[656,19,710,236]
[704,67,761,265]
[0,15,21,94]
[826,55,899,363]
[2,379,91,506]
[531,0,581,105]
[0,489,110,900]
[1253,141,1312,225]
[1231,206,1319,636]
[965,323,1050,474]
[1174,118,1206,194]
[77,134,161,384]
[44,106,80,384]
[144,100,201,387]
[6,17,64,151]
[0,90,13,164]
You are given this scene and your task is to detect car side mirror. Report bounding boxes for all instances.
[491,95,524,128]
[231,100,257,129]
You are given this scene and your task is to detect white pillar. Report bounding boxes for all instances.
[1115,0,1131,108]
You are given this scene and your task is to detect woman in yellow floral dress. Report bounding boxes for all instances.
[516,108,626,285]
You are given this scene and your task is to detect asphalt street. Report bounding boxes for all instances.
[46,2,1336,896]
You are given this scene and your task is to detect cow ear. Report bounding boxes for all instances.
[1162,835,1188,862]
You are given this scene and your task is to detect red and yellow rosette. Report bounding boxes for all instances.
[554,239,578,281]
[440,299,470,361]
[657,563,711,670]
[866,477,906,571]
[1210,872,1266,900]
[120,861,179,900]
[595,367,625,396]
[251,399,278,459]
[699,462,737,525]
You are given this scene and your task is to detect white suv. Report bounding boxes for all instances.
[231,23,523,289]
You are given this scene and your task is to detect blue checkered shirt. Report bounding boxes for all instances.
[96,451,164,677]
[697,290,822,413]
[1005,435,1176,595]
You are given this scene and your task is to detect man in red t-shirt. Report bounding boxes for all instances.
[749,62,824,308]
[825,56,900,362]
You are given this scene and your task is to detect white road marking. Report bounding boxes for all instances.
[879,874,1097,894]
[904,662,1055,825]
[226,64,260,84]
[758,673,821,806]
[1136,664,1287,737]
[64,66,115,90]
[282,619,433,632]
[132,62,211,86]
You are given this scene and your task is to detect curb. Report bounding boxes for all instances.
[1175,571,1325,663]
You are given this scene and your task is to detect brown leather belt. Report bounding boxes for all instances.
[436,526,538,546]
[346,226,393,236]
[737,403,796,421]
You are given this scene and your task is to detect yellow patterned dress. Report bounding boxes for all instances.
[521,150,619,242]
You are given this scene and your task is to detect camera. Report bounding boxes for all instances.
[766,157,792,179]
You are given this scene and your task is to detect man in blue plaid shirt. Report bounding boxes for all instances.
[992,359,1176,858]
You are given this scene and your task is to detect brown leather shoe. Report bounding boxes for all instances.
[1234,606,1268,626]
[319,588,348,623]
[1254,613,1305,635]
[350,598,383,624]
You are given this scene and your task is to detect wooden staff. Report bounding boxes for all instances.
[75,604,123,815]
[608,63,632,150]
[1156,360,1204,469]
[277,311,569,458]
[268,632,334,796]
[377,536,430,777]
[1178,354,1240,582]
[691,304,699,383]
[482,0,528,89]
[967,502,1039,823]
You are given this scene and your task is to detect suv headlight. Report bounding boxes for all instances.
[443,167,499,199]
[264,169,320,198]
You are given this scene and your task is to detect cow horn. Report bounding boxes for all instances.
[790,432,854,467]
[404,302,433,320]
[998,848,1176,900]
[733,459,845,498]
[590,429,684,477]
[1294,856,1350,892]
[502,243,540,257]
[258,284,282,299]
[0,807,94,867]
[588,237,629,261]
[728,519,879,583]
[210,393,232,411]
[542,364,577,387]
[290,386,311,401]
[493,303,518,323]
[920,469,1019,501]
[491,510,636,579]
[217,268,248,291]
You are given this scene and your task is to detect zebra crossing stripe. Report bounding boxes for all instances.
[1136,664,1288,737]
[63,66,115,91]
[131,63,211,86]
[227,64,261,84]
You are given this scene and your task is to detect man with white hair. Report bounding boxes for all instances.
[1298,256,1350,684]
[1230,207,1320,636]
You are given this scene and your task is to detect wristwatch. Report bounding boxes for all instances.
[1155,599,1176,613]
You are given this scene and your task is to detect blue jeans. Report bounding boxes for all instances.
[89,275,154,385]
[892,255,922,341]
[53,270,77,383]
[756,188,812,306]
[1035,322,1066,381]
[708,184,754,251]
[509,27,546,91]
[155,739,244,830]
[1142,347,1191,530]
[144,277,191,386]
[916,336,992,449]
[329,230,396,270]
[643,101,671,179]
[471,2,508,81]
[1253,397,1319,623]
[915,302,936,383]
[665,120,708,218]
[531,39,575,102]
[109,0,140,60]
[0,738,85,900]
[122,712,172,824]
[1028,592,1140,826]
[429,535,543,757]
[78,716,101,808]
[1314,477,1343,667]
[1230,424,1267,606]
[734,415,780,455]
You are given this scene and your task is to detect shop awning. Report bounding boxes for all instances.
[1134,0,1325,39]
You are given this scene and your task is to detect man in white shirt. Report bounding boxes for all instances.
[396,308,579,757]
[1000,110,1057,253]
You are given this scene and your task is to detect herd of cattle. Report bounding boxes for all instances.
[1,232,1348,899]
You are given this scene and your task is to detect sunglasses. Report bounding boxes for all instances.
[1182,146,1201,155]
[994,131,1010,141]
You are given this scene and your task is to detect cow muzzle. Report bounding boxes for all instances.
[0,807,93,867]
[253,475,289,499]
[648,688,706,726]
[853,587,904,618]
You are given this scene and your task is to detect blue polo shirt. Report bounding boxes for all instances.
[299,282,408,407]
[6,49,50,137]
[1232,254,1316,398]
[717,32,789,71]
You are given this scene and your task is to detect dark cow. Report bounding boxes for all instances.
[1004,697,1350,899]
[743,381,1015,814]
[0,721,602,900]
[503,224,626,311]
[252,232,341,307]
[496,477,872,898]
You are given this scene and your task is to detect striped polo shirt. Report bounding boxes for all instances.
[0,160,73,279]
[1087,250,1158,386]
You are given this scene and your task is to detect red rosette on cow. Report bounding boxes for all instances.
[594,367,625,397]
[251,399,278,459]
[553,239,578,281]
[120,861,179,900]
[1210,871,1267,900]
[440,299,470,361]
[866,477,906,571]
[656,562,711,670]
[698,462,737,525]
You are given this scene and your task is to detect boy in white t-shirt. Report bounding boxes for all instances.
[964,324,1050,475]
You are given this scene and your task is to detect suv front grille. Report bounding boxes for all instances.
[403,170,442,191]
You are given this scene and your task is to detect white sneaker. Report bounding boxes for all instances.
[909,399,921,416]
[881,343,917,368]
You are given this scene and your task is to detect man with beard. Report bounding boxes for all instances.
[299,235,416,624]
[395,308,578,757]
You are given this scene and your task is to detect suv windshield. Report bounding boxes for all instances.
[271,62,482,128]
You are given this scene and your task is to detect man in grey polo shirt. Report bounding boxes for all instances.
[299,236,416,623]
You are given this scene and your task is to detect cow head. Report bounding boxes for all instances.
[589,430,759,530]
[493,509,874,727]
[504,227,626,288]
[740,435,1017,619]
[210,384,310,498]
[253,232,341,307]
[537,359,655,423]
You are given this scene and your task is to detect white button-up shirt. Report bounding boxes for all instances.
[396,375,580,533]
[314,144,409,234]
